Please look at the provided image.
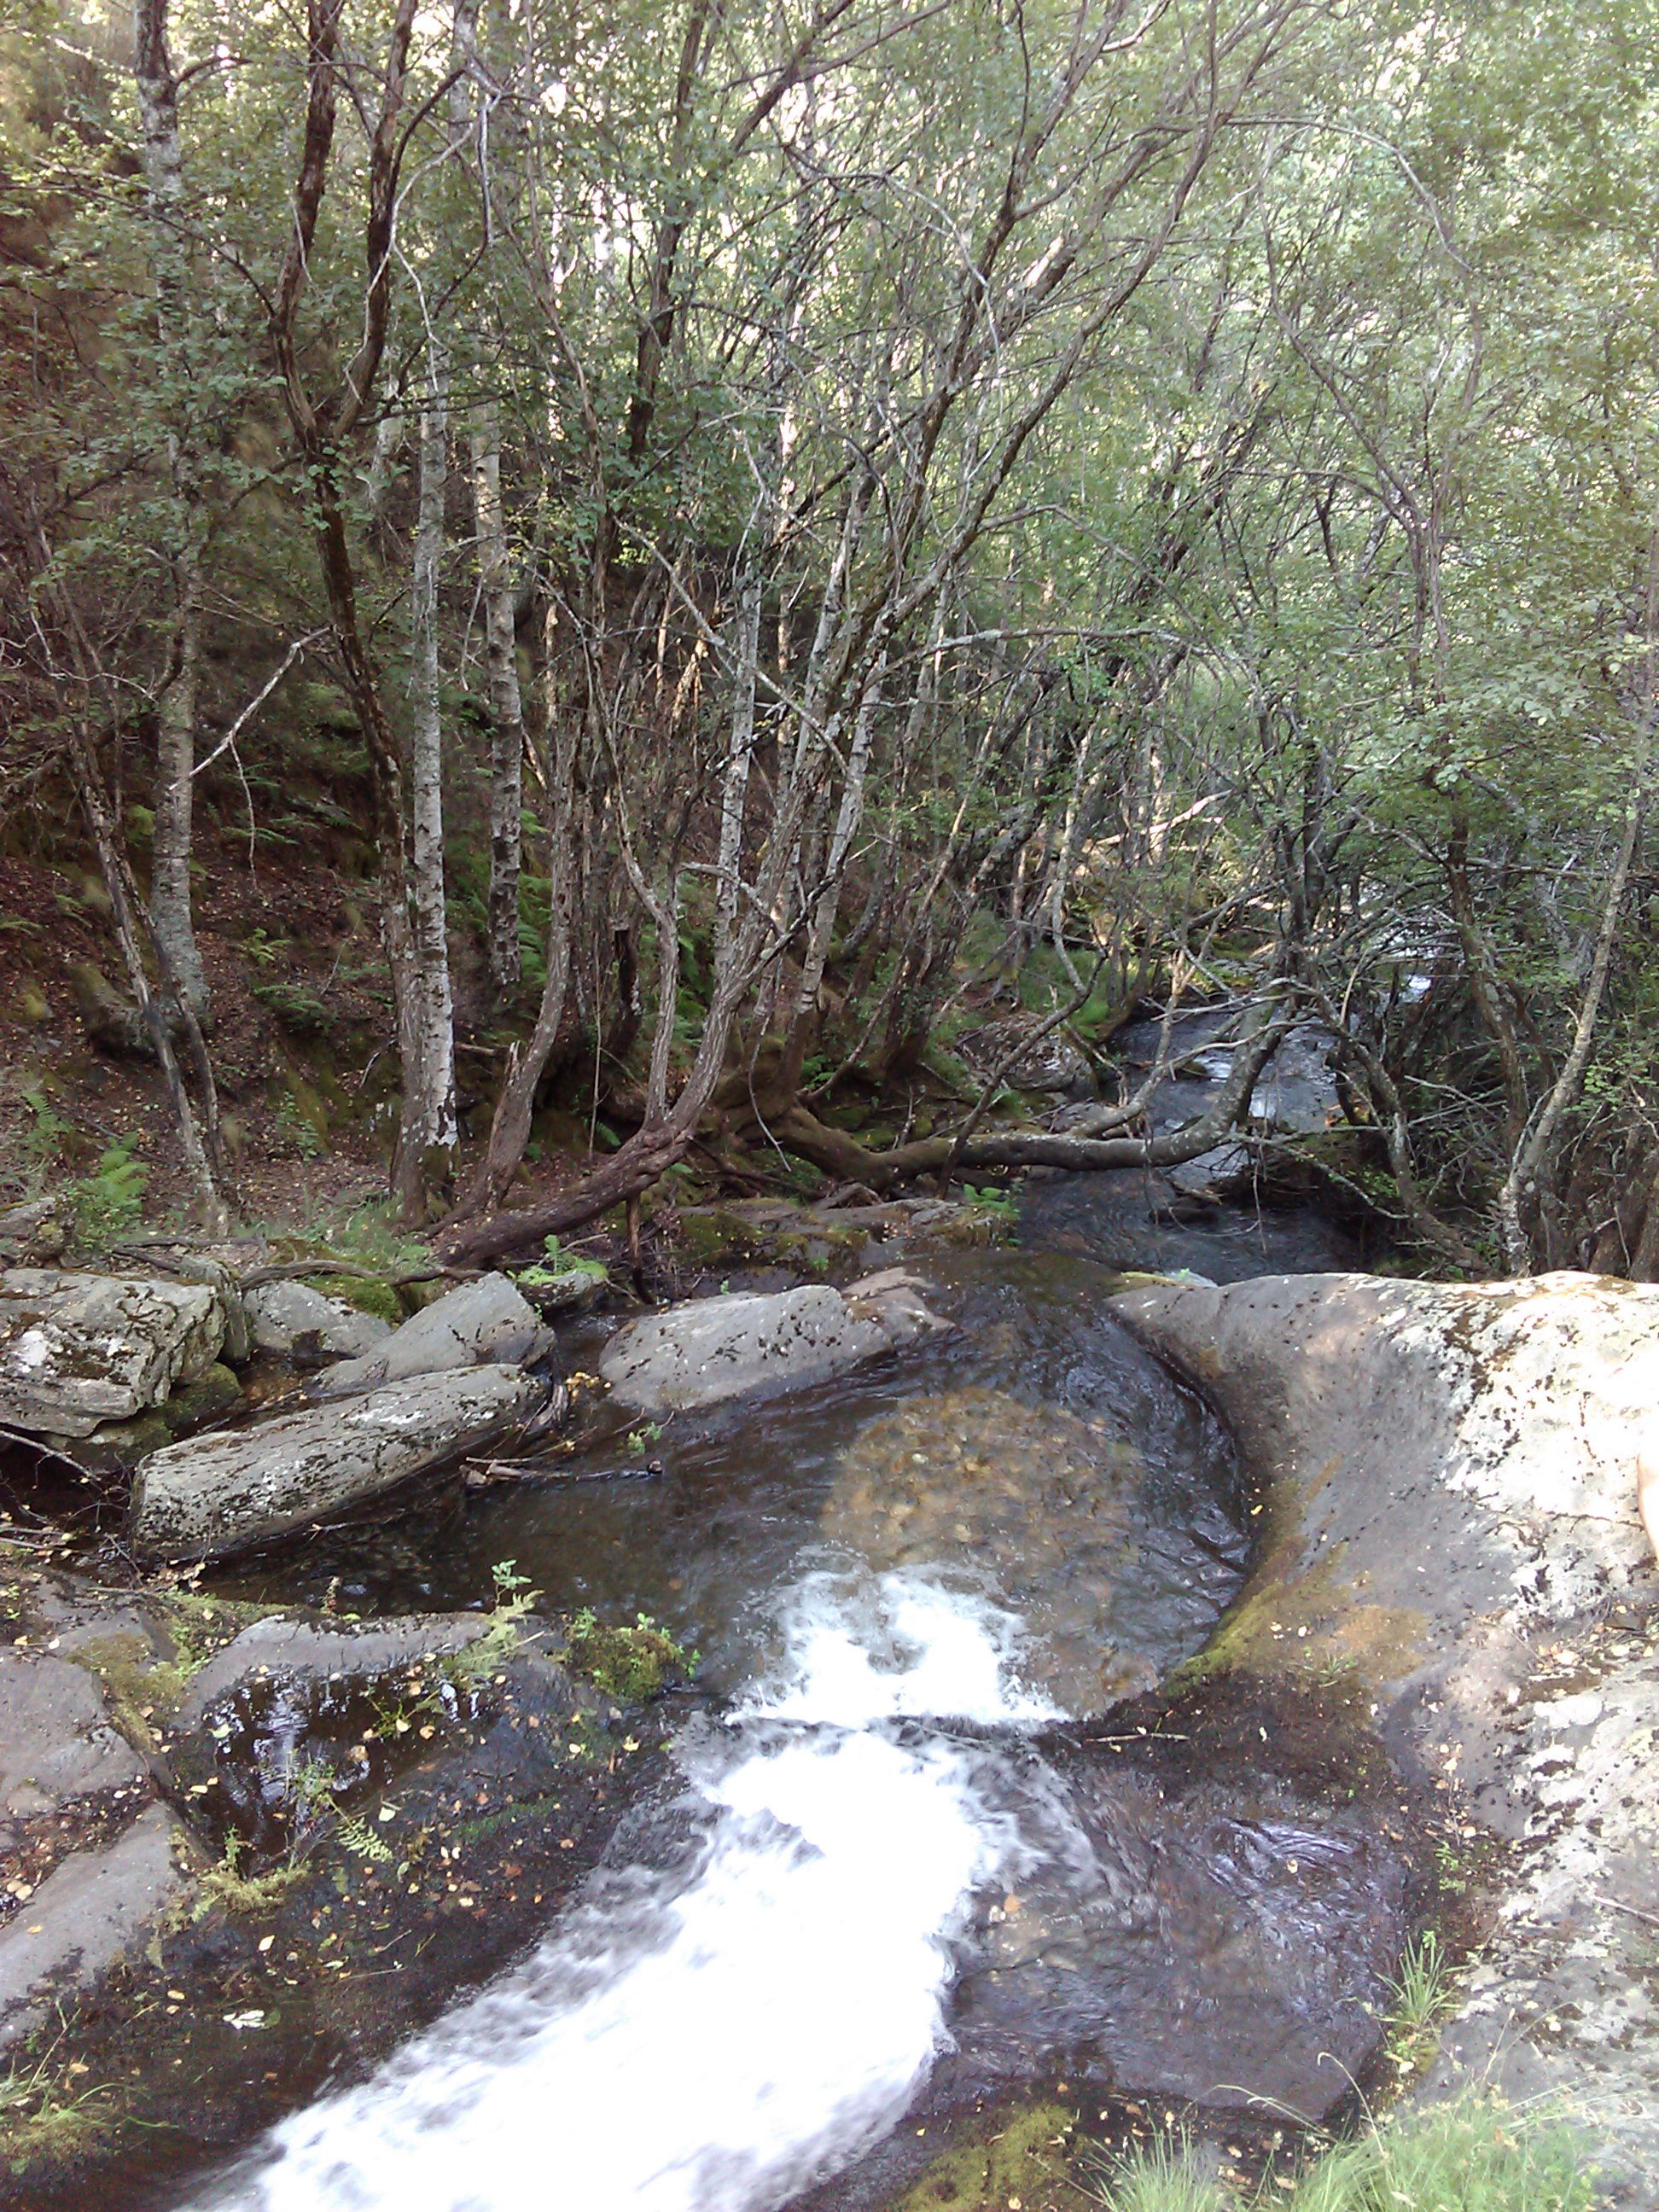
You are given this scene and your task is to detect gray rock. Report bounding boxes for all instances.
[175,1611,499,1727]
[0,1804,197,2049]
[956,1016,1096,1100]
[312,1272,551,1400]
[600,1272,946,1416]
[510,1262,609,1317]
[1108,1268,1659,2189]
[0,1651,149,1815]
[130,1361,550,1560]
[0,1267,226,1437]
[243,1278,393,1358]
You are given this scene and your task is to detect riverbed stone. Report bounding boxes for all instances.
[174,1610,499,1727]
[311,1272,552,1400]
[956,1016,1096,1100]
[243,1278,393,1359]
[0,1803,197,2050]
[0,1267,226,1438]
[1108,1267,1659,2196]
[0,1650,148,1818]
[599,1272,947,1415]
[129,1361,550,1560]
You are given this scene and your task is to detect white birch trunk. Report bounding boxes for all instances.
[133,0,207,1015]
[398,339,458,1203]
[471,401,525,1003]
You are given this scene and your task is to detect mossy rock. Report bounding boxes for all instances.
[299,1272,405,1327]
[162,1362,243,1435]
[676,1206,768,1269]
[897,2103,1076,2212]
[562,1613,695,1703]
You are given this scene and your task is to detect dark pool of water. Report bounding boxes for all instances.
[212,1253,1244,1716]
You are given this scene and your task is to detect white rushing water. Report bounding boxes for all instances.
[202,1572,1061,2212]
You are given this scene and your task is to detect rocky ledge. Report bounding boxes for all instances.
[1108,1268,1659,2202]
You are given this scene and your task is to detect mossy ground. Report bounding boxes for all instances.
[898,2103,1078,2212]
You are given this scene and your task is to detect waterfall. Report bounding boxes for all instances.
[202,1574,1062,2212]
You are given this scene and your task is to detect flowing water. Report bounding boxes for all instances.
[179,1243,1414,2212]
[192,1577,1058,2212]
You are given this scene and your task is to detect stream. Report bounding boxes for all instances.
[169,1194,1415,2212]
[176,1187,1411,2212]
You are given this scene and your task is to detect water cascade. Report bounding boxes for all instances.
[202,1575,1062,2212]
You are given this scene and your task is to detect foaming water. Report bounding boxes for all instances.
[199,1575,1058,2212]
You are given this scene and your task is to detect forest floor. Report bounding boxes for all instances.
[2,830,730,1259]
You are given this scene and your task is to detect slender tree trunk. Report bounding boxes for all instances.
[459,602,577,1214]
[394,340,459,1217]
[714,562,762,974]
[133,0,207,1015]
[72,733,226,1233]
[1499,783,1644,1273]
[471,401,526,1007]
[780,648,886,1091]
[148,544,207,1012]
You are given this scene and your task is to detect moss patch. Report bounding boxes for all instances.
[562,1610,695,1703]
[897,2102,1077,2212]
[299,1272,404,1327]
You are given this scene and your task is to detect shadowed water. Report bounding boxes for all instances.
[221,1254,1246,1711]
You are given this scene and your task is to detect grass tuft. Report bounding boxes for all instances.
[1091,2131,1224,2212]
[1086,2098,1594,2212]
[1384,1928,1454,2076]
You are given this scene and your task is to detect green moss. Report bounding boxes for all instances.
[897,2103,1075,2212]
[299,1272,404,1327]
[563,1610,695,1702]
[162,1363,242,1435]
[676,1207,766,1269]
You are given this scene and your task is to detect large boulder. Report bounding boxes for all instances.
[311,1272,551,1400]
[242,1278,393,1359]
[1108,1269,1659,2194]
[599,1270,946,1416]
[129,1361,549,1560]
[0,1267,225,1438]
[956,1015,1096,1100]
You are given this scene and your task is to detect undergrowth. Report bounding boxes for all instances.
[1383,1928,1454,2076]
[0,2018,112,2173]
[1086,2098,1596,2212]
[563,1608,696,1702]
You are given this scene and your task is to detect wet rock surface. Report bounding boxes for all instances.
[1109,1267,1659,2197]
[0,1268,226,1438]
[0,1649,149,1819]
[0,1803,197,2052]
[600,1272,948,1417]
[0,1550,677,2210]
[311,1272,552,1400]
[130,1361,550,1560]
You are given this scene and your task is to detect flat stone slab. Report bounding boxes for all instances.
[130,1361,549,1560]
[176,1612,498,1727]
[312,1272,551,1399]
[0,1650,148,1818]
[0,1267,225,1438]
[1108,1267,1659,2193]
[599,1272,946,1416]
[0,1803,195,2049]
